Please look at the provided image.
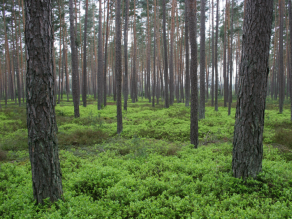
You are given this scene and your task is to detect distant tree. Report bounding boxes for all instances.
[228,0,234,116]
[124,0,129,110]
[185,0,190,107]
[116,0,122,134]
[163,0,169,108]
[188,0,198,148]
[25,0,63,204]
[82,0,89,107]
[69,0,80,118]
[98,0,103,110]
[289,0,292,121]
[215,0,219,111]
[199,0,205,119]
[232,0,273,179]
[279,0,284,113]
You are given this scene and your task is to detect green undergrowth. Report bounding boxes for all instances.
[1,99,292,161]
[0,141,291,218]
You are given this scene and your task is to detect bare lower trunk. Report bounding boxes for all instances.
[232,0,273,179]
[25,0,63,204]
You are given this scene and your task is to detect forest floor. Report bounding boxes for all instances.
[0,96,292,218]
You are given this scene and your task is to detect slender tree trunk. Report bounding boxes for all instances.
[98,0,103,110]
[116,0,122,134]
[188,0,198,147]
[147,0,151,103]
[289,0,292,120]
[211,0,214,106]
[228,0,234,116]
[104,0,110,107]
[279,0,284,113]
[232,0,273,179]
[25,0,63,204]
[199,0,206,119]
[69,0,80,117]
[185,0,190,107]
[12,1,21,107]
[215,0,219,111]
[152,0,157,107]
[163,0,169,108]
[123,0,129,110]
[223,8,227,107]
[82,0,89,107]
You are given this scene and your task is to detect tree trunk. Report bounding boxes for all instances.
[215,0,219,111]
[188,0,198,148]
[228,0,234,116]
[104,0,110,107]
[69,0,80,118]
[116,0,122,134]
[279,0,284,113]
[232,0,273,179]
[98,0,103,110]
[152,0,157,107]
[25,0,63,204]
[199,0,205,119]
[211,0,214,106]
[185,0,190,107]
[82,0,89,107]
[289,0,292,120]
[163,0,169,108]
[147,0,151,103]
[123,0,129,110]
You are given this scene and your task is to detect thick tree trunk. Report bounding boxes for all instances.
[69,0,80,117]
[116,0,122,134]
[232,0,273,179]
[147,0,151,103]
[25,0,63,204]
[188,0,198,148]
[199,0,205,119]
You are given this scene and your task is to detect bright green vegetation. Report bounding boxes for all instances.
[0,97,292,218]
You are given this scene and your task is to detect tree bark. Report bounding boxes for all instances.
[98,0,103,110]
[289,0,292,120]
[185,0,190,107]
[25,0,63,204]
[163,0,169,108]
[228,0,234,116]
[69,0,80,118]
[188,0,198,148]
[116,0,122,134]
[211,0,214,106]
[232,0,273,179]
[199,0,205,119]
[82,0,89,107]
[279,0,284,113]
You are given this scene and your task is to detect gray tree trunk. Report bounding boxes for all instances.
[185,0,190,107]
[98,0,103,110]
[279,0,284,113]
[69,0,80,118]
[123,0,129,110]
[163,0,169,108]
[25,0,63,204]
[116,0,122,134]
[82,0,88,107]
[232,0,273,180]
[289,0,292,121]
[199,0,205,119]
[215,0,219,111]
[188,0,198,148]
